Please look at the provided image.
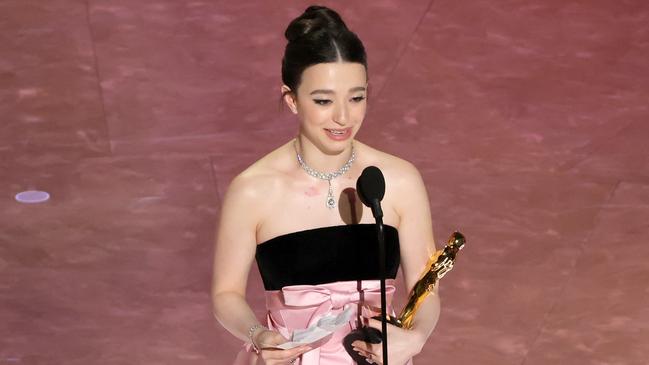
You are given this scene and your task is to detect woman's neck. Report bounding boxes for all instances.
[294,135,355,173]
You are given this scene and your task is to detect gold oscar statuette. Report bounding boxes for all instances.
[382,231,466,329]
[343,231,466,362]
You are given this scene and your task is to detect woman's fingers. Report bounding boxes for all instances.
[351,340,375,352]
[351,346,382,365]
[259,345,311,364]
[351,339,382,364]
[255,329,311,364]
[366,318,386,331]
[350,320,389,364]
[257,330,289,348]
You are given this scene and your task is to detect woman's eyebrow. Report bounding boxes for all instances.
[309,86,366,95]
[309,89,334,95]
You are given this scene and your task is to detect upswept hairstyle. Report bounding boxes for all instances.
[282,6,367,92]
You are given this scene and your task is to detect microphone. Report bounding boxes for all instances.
[353,165,390,365]
[356,166,385,219]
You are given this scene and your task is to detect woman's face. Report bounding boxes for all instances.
[285,62,368,154]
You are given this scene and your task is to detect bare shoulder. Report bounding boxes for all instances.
[222,141,294,216]
[355,141,424,186]
[355,141,429,223]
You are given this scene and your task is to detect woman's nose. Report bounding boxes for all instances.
[333,103,348,125]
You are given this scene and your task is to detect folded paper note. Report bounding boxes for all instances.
[269,306,355,350]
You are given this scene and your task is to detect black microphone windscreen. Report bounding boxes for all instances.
[356,166,385,207]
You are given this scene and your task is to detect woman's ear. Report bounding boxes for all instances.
[281,85,298,114]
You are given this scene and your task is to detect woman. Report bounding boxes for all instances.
[212,6,440,365]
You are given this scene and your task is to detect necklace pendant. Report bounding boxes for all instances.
[326,195,336,209]
[294,140,354,211]
[326,183,336,209]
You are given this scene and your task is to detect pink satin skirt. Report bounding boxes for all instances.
[233,279,413,365]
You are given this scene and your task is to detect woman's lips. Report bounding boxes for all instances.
[324,127,352,141]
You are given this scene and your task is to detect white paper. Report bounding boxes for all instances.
[272,306,355,350]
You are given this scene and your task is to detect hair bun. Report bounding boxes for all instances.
[285,5,349,42]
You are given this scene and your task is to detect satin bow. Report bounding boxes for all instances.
[264,280,396,365]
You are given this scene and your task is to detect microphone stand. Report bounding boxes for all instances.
[371,201,389,365]
[375,215,389,365]
[343,165,389,364]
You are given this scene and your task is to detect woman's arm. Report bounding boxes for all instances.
[393,162,440,347]
[211,173,263,342]
[212,173,311,364]
[352,161,440,364]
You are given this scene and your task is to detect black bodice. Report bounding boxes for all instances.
[255,224,401,290]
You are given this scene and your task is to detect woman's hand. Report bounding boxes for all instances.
[254,329,312,365]
[351,318,424,365]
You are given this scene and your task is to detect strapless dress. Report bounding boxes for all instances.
[233,224,412,365]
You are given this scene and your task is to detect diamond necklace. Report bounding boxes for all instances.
[295,141,356,209]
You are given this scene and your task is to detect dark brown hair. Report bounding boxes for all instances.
[282,6,367,93]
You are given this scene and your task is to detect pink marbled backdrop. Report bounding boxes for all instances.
[1,1,648,364]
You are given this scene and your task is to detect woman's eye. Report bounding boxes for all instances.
[351,96,366,103]
[313,99,332,105]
